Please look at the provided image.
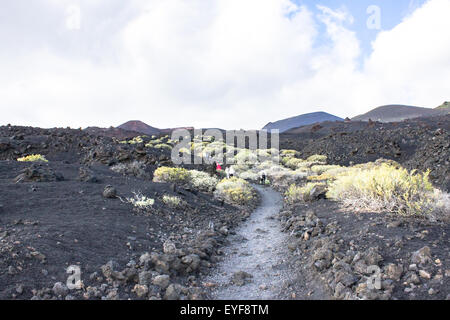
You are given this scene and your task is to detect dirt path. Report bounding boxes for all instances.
[205,185,295,299]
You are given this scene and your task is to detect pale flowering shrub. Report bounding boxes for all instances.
[111,160,148,178]
[327,164,440,216]
[189,170,218,193]
[127,192,155,210]
[238,170,259,181]
[162,195,186,209]
[234,149,258,165]
[214,177,257,205]
[153,167,190,184]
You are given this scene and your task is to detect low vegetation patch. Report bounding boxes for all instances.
[17,154,48,162]
[111,161,148,178]
[119,136,145,145]
[153,167,191,184]
[126,192,155,210]
[153,143,173,151]
[285,182,326,204]
[189,170,218,193]
[214,177,257,206]
[326,164,439,216]
[162,195,185,209]
[306,154,327,164]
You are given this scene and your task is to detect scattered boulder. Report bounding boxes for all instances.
[133,284,148,298]
[163,240,177,255]
[138,271,154,286]
[52,282,69,297]
[419,270,431,280]
[14,164,64,183]
[164,284,182,300]
[102,185,117,199]
[152,275,170,289]
[181,254,201,273]
[364,247,383,266]
[78,167,99,183]
[385,264,403,281]
[411,246,432,266]
[231,271,253,286]
[306,185,327,201]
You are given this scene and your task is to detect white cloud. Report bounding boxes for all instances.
[0,0,449,129]
[66,5,81,30]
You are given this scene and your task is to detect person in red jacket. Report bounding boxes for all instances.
[216,162,222,171]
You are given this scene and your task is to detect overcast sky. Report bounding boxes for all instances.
[1,0,449,129]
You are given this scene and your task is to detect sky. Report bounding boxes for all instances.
[0,0,449,130]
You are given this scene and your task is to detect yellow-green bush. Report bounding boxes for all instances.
[214,177,256,205]
[310,165,342,175]
[127,192,155,210]
[17,154,48,162]
[285,182,326,204]
[153,167,190,184]
[190,170,218,192]
[162,195,185,209]
[120,136,144,145]
[280,150,298,157]
[307,155,327,163]
[284,158,305,169]
[178,147,191,155]
[326,164,436,215]
[234,149,258,165]
[153,143,172,151]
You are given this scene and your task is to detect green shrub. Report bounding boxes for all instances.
[280,150,298,157]
[307,167,350,182]
[214,177,257,205]
[153,143,172,151]
[162,195,185,209]
[17,154,48,162]
[238,170,260,181]
[326,164,436,215]
[111,161,148,178]
[306,155,327,163]
[127,192,155,210]
[189,170,218,192]
[234,149,258,165]
[285,182,326,204]
[310,165,342,175]
[120,136,144,145]
[284,158,305,169]
[153,167,190,184]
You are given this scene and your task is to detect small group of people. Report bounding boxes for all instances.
[224,166,235,179]
[210,161,268,185]
[212,161,235,178]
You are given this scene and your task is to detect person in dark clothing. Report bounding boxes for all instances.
[210,161,217,177]
[259,170,267,185]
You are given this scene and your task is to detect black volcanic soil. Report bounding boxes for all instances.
[0,120,449,300]
[0,125,256,300]
[280,200,449,300]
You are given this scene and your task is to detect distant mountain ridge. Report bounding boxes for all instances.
[118,120,160,136]
[117,120,194,136]
[352,104,449,123]
[263,112,343,133]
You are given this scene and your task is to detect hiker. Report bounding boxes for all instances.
[229,166,235,178]
[225,166,235,179]
[259,170,267,185]
[210,161,218,177]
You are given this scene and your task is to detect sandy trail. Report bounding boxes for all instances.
[205,185,293,299]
